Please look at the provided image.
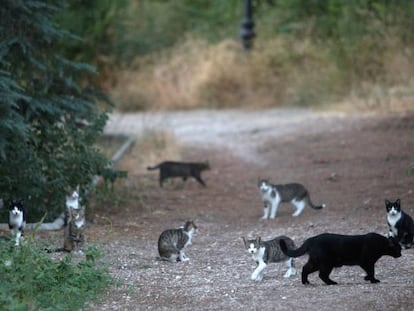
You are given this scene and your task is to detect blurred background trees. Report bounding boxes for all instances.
[58,0,414,111]
[1,0,413,219]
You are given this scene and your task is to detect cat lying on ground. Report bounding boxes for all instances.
[280,232,401,285]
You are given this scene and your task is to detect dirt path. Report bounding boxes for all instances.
[104,108,366,163]
[90,109,414,311]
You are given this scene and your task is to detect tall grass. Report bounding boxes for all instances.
[112,29,414,112]
[112,33,414,111]
[117,130,181,175]
[61,1,414,112]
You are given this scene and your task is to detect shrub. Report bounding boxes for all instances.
[0,1,111,221]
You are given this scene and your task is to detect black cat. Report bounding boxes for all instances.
[147,161,210,187]
[280,232,401,285]
[386,199,414,249]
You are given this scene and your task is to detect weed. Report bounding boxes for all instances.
[0,239,111,311]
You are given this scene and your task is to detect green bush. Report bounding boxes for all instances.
[0,1,111,221]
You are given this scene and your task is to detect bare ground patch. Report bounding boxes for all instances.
[88,112,414,311]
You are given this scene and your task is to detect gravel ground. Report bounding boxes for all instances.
[88,109,414,310]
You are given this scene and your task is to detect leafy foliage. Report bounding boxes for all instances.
[54,0,414,99]
[0,238,111,311]
[0,0,111,221]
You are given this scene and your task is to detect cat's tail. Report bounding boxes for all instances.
[280,239,309,258]
[147,164,160,171]
[306,196,326,210]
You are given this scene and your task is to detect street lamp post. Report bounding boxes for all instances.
[240,0,255,50]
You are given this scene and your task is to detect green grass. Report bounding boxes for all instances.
[0,238,112,311]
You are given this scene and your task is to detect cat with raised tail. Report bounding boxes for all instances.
[8,199,26,246]
[147,161,210,187]
[158,220,198,262]
[258,179,325,219]
[242,236,297,281]
[280,232,401,285]
[386,199,414,249]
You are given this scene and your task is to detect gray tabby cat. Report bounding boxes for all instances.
[48,187,85,253]
[63,203,86,253]
[242,236,297,281]
[258,179,325,219]
[158,220,198,262]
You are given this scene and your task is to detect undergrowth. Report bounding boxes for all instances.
[0,238,111,311]
[112,34,414,112]
[107,1,414,112]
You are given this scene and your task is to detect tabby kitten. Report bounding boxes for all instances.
[48,187,86,253]
[147,161,210,187]
[258,179,325,219]
[158,220,198,262]
[8,199,26,246]
[242,236,296,281]
[62,204,86,253]
[386,199,414,249]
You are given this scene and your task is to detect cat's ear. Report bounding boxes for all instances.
[396,199,401,206]
[385,199,390,206]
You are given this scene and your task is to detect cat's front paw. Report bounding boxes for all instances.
[251,273,262,281]
[364,275,380,283]
[284,268,297,278]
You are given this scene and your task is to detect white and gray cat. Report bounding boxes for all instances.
[158,220,198,262]
[242,236,297,281]
[258,179,325,219]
